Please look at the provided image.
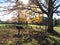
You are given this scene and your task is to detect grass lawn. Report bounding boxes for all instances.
[54,26,60,33]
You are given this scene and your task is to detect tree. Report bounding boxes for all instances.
[11,10,27,23]
[29,0,60,32]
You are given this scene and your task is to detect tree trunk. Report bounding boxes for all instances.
[47,14,54,32]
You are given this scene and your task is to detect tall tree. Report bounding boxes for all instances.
[29,0,60,32]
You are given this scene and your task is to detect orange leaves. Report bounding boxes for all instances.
[21,16,26,23]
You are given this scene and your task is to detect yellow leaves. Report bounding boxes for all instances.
[32,8,37,12]
[32,15,43,23]
[27,14,43,24]
[32,17,39,23]
[28,12,32,15]
[39,15,43,22]
[28,19,32,23]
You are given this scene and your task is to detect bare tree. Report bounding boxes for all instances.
[29,0,60,32]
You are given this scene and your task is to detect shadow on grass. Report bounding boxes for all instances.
[31,30,50,45]
[13,28,60,45]
[31,30,60,45]
[47,29,60,37]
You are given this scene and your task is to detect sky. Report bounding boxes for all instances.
[0,0,60,21]
[0,0,28,21]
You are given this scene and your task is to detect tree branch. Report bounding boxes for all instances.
[36,0,47,14]
[53,0,57,4]
[53,4,60,13]
[28,8,43,14]
[0,6,43,14]
[40,3,48,9]
[55,11,60,13]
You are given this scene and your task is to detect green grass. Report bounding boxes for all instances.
[54,26,60,33]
